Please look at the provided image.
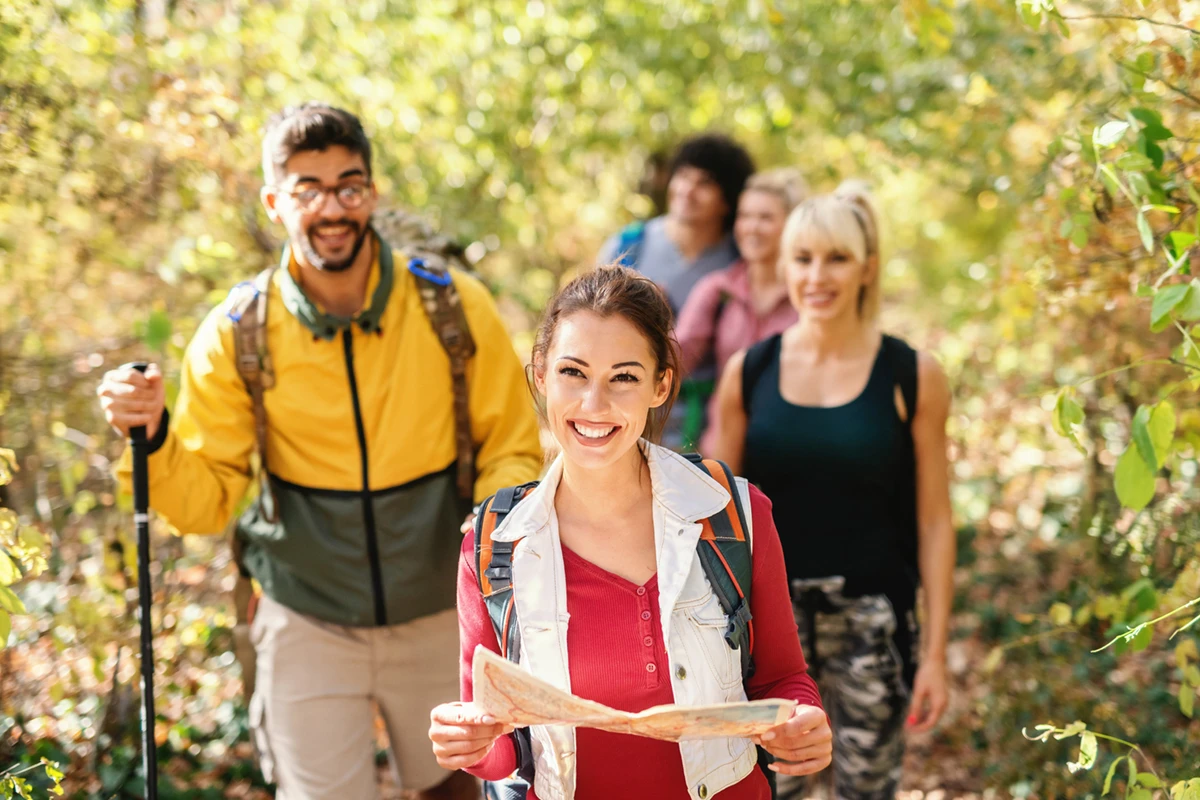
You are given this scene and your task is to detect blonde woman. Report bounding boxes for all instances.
[675,168,808,456]
[711,183,954,799]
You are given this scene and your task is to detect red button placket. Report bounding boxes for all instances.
[636,584,659,688]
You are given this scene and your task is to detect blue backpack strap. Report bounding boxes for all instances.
[683,456,755,680]
[614,220,647,268]
[472,483,540,797]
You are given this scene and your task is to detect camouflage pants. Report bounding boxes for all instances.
[775,577,914,800]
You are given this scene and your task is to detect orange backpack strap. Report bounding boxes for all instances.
[683,455,756,679]
[472,483,539,661]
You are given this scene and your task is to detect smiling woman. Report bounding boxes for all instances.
[429,265,833,800]
[528,266,681,455]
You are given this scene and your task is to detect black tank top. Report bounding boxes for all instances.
[741,333,919,602]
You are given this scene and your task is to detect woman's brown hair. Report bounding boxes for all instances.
[529,265,681,443]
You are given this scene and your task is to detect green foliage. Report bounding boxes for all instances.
[0,759,64,799]
[1,0,1198,793]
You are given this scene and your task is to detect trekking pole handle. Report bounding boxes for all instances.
[127,362,150,444]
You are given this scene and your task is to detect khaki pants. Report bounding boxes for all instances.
[249,594,460,799]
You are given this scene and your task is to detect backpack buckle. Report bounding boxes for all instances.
[238,352,260,377]
[723,601,753,651]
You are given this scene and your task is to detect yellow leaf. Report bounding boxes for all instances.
[1050,602,1073,626]
[0,551,18,586]
[1177,638,1199,669]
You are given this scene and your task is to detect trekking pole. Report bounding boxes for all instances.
[126,361,159,800]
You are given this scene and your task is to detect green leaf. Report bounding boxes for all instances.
[0,552,17,586]
[1129,790,1152,800]
[1130,107,1163,128]
[1142,204,1179,214]
[1114,446,1156,510]
[1183,684,1197,718]
[1141,137,1165,170]
[1056,720,1087,739]
[1128,171,1152,201]
[1104,756,1125,795]
[1095,121,1131,148]
[1137,211,1154,254]
[1171,778,1200,800]
[1070,227,1089,248]
[1131,405,1157,469]
[0,586,25,615]
[1179,282,1200,322]
[0,609,9,647]
[1052,389,1084,432]
[1148,401,1176,468]
[1140,120,1174,142]
[1067,730,1098,772]
[1050,602,1073,626]
[1151,284,1190,331]
[1117,152,1154,172]
[1131,623,1154,652]
[139,309,172,352]
[1139,773,1164,789]
[1170,231,1198,252]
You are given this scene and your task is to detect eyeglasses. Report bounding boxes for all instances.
[283,182,372,214]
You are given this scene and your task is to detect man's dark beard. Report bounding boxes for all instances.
[299,219,370,273]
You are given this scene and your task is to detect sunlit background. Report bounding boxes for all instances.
[2,0,1199,796]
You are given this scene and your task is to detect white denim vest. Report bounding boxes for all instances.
[488,441,757,800]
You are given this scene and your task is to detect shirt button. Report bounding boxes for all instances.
[641,610,651,620]
[643,636,653,647]
[636,586,646,596]
[646,663,656,673]
[676,666,687,680]
[699,784,708,799]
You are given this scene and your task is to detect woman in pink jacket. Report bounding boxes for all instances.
[675,168,808,455]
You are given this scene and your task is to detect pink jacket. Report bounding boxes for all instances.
[675,260,798,454]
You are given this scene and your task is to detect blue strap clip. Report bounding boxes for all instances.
[408,257,453,287]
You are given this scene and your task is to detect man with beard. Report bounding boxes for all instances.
[96,104,542,799]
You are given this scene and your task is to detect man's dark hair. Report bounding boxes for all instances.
[669,134,757,231]
[262,103,372,185]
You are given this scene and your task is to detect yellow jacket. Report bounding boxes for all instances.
[118,235,542,625]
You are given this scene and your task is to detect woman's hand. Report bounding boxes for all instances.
[751,704,832,777]
[429,702,513,770]
[906,659,949,732]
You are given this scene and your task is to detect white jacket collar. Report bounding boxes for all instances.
[490,440,729,543]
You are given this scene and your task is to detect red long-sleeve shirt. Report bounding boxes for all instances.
[457,486,823,799]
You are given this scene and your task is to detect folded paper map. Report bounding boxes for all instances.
[472,645,796,742]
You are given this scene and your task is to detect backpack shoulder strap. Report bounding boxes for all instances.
[615,220,647,269]
[227,266,279,525]
[740,333,782,414]
[473,483,539,662]
[408,255,478,500]
[683,456,756,680]
[882,334,919,426]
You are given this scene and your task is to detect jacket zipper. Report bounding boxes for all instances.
[343,328,387,625]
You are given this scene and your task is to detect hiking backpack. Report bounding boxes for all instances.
[472,454,755,799]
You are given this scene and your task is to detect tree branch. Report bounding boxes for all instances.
[1059,13,1200,37]
[1117,61,1200,107]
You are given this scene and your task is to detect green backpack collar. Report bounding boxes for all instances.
[278,230,395,340]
